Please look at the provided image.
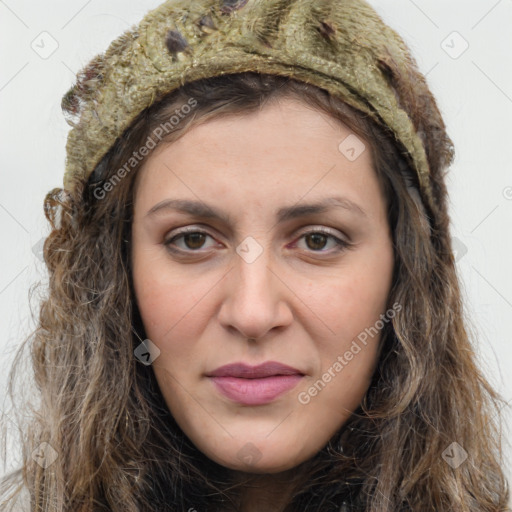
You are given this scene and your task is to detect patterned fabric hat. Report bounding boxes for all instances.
[61,0,455,217]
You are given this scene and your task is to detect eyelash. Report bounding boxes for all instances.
[163,226,350,256]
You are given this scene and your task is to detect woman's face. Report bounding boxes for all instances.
[131,97,394,473]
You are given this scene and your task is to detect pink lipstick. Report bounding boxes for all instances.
[206,361,304,406]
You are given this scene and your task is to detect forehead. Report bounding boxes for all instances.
[133,97,383,219]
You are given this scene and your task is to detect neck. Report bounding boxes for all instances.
[224,462,314,512]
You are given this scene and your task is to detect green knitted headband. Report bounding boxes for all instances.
[61,0,446,215]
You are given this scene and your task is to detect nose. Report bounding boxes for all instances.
[217,242,294,342]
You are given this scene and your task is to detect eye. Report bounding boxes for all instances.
[163,226,350,255]
[164,228,217,253]
[293,228,349,254]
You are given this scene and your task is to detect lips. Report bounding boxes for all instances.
[205,361,304,378]
[206,361,304,405]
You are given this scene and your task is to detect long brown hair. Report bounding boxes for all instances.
[1,72,510,511]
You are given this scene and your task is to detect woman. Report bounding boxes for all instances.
[1,0,509,510]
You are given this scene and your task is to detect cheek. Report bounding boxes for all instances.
[306,244,393,391]
[316,257,393,343]
[131,249,216,361]
[132,245,188,340]
[301,277,386,421]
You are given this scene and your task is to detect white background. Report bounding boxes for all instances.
[1,0,511,502]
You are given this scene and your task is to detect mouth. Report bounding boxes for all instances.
[205,361,305,405]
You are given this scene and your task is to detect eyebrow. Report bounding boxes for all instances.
[145,196,367,223]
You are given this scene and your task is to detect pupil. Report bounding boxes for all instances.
[185,233,205,249]
[307,233,327,250]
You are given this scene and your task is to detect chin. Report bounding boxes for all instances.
[221,455,300,474]
[202,437,314,474]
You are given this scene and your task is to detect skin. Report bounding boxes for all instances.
[131,97,394,511]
